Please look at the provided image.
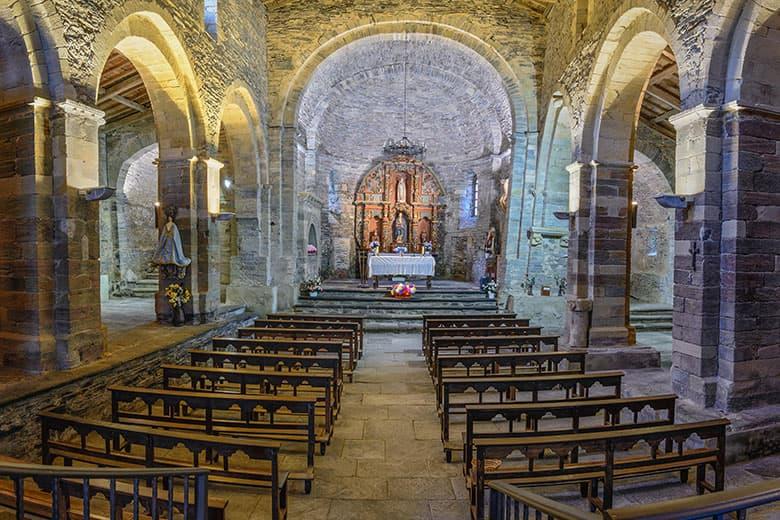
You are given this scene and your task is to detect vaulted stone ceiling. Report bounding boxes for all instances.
[298,33,514,165]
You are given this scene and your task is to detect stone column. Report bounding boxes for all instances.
[0,97,57,372]
[565,161,592,347]
[587,160,636,346]
[716,102,780,411]
[267,123,297,309]
[668,105,721,407]
[499,130,531,301]
[50,100,107,369]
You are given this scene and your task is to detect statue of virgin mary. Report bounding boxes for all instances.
[153,206,191,268]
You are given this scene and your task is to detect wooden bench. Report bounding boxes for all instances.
[40,410,288,520]
[239,327,356,381]
[471,418,729,519]
[422,314,520,354]
[434,350,587,404]
[255,319,360,364]
[430,334,560,375]
[439,371,624,460]
[462,394,678,477]
[0,455,228,520]
[161,364,336,439]
[268,314,365,360]
[426,326,542,365]
[109,385,321,491]
[189,349,342,410]
[212,337,343,368]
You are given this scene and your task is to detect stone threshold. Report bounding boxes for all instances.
[0,312,257,408]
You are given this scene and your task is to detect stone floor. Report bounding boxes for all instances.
[214,331,780,519]
[636,330,674,368]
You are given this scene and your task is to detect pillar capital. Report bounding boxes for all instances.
[55,99,106,126]
[668,103,719,129]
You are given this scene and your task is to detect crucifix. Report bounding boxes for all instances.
[689,241,700,272]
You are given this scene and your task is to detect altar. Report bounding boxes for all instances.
[368,254,436,288]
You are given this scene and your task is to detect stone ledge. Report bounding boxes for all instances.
[584,344,662,371]
[0,312,257,408]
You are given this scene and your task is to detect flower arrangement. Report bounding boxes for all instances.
[164,283,191,309]
[390,282,416,299]
[301,277,323,295]
[307,244,318,255]
[368,240,381,255]
[393,246,408,255]
[422,241,433,255]
[521,275,536,296]
[481,279,498,294]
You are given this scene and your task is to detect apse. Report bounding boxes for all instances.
[296,33,514,280]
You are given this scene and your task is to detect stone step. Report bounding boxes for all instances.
[630,304,673,332]
[295,301,499,312]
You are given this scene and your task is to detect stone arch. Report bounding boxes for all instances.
[217,83,274,311]
[92,8,205,153]
[724,0,780,106]
[115,144,159,284]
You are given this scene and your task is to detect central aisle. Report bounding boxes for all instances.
[224,331,468,519]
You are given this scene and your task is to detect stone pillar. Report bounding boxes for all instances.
[267,123,296,309]
[716,102,780,411]
[499,130,531,301]
[565,161,592,347]
[587,160,636,346]
[0,97,57,372]
[668,105,721,407]
[50,100,107,369]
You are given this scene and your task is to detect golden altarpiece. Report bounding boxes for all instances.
[354,156,446,253]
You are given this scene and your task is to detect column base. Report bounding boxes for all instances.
[671,367,717,408]
[589,325,636,347]
[584,343,660,371]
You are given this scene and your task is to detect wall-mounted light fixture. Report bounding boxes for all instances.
[553,211,572,221]
[79,186,115,202]
[654,194,695,209]
[631,201,639,229]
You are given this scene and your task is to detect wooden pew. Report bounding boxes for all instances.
[161,364,336,440]
[426,326,542,365]
[430,335,560,375]
[239,327,356,381]
[254,319,360,366]
[40,410,288,520]
[439,371,624,460]
[0,455,228,520]
[189,349,342,410]
[434,350,587,405]
[471,418,729,519]
[462,394,678,478]
[268,314,365,360]
[212,337,343,369]
[422,314,521,354]
[109,385,321,491]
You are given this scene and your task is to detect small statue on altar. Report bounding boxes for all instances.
[392,212,408,245]
[396,177,407,204]
[153,206,191,278]
[367,231,381,255]
[420,231,433,255]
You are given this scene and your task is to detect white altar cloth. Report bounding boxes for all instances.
[368,254,436,278]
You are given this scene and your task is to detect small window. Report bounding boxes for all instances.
[204,0,218,37]
[471,175,479,217]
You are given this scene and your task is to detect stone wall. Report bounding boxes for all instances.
[0,314,255,459]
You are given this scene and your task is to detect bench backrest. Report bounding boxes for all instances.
[190,349,341,374]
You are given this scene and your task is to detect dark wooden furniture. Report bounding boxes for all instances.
[254,319,361,364]
[212,337,344,369]
[0,456,220,520]
[433,350,587,409]
[430,335,560,376]
[463,394,678,477]
[471,418,729,519]
[161,364,336,439]
[189,349,342,410]
[267,314,365,360]
[239,327,356,380]
[424,318,529,353]
[422,314,519,352]
[40,410,288,520]
[109,385,320,490]
[439,371,624,459]
[426,326,542,365]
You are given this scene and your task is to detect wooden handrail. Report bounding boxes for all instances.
[605,478,780,519]
[487,482,598,520]
[0,462,208,478]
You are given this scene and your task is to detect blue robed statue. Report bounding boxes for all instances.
[153,206,191,268]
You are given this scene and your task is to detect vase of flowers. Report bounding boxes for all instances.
[164,283,191,326]
[481,279,498,300]
[307,244,318,256]
[422,241,433,255]
[368,240,380,255]
[301,277,323,298]
[393,245,408,256]
[390,282,417,299]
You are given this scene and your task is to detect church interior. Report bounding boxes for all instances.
[0,0,779,518]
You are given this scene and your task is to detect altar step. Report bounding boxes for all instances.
[293,282,500,331]
[630,303,673,332]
